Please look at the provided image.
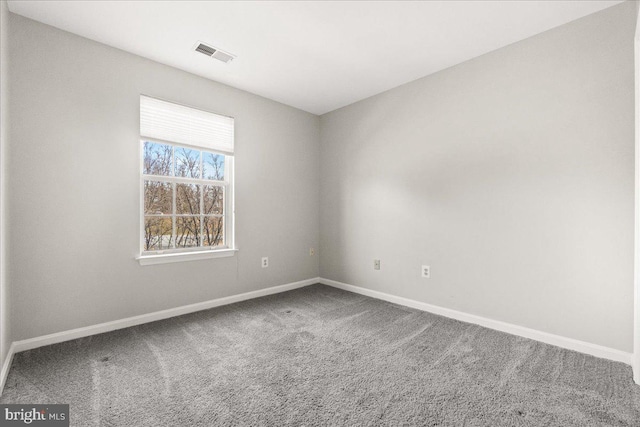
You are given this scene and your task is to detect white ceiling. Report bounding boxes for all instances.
[7,0,625,115]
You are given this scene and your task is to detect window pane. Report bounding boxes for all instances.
[143,141,172,176]
[144,217,173,251]
[203,152,225,181]
[175,216,201,248]
[203,185,224,215]
[203,216,224,247]
[174,147,201,178]
[176,184,200,215]
[144,181,172,215]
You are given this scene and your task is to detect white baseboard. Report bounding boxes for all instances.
[0,343,15,396]
[0,277,320,395]
[12,277,320,354]
[320,277,633,366]
[1,276,632,396]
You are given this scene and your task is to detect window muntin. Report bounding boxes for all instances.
[141,140,233,254]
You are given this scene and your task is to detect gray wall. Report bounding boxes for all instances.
[320,2,636,352]
[0,0,8,364]
[8,14,320,341]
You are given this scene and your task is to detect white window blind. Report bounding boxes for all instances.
[140,95,234,155]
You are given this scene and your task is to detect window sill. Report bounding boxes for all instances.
[137,249,237,266]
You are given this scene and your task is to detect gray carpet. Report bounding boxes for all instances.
[2,284,639,426]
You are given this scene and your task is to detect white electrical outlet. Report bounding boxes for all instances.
[421,265,430,278]
[262,257,269,268]
[309,248,315,256]
[374,259,381,270]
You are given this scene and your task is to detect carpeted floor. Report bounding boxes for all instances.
[2,284,639,426]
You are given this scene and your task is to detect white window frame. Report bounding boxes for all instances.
[136,99,236,266]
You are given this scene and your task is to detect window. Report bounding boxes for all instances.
[139,96,234,263]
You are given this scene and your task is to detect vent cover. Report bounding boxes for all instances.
[212,50,234,64]
[195,43,216,57]
[193,41,235,63]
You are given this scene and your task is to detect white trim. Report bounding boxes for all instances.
[320,278,633,365]
[137,248,237,265]
[0,277,319,395]
[0,342,15,397]
[9,277,319,356]
[142,174,227,187]
[1,276,633,396]
[634,2,640,384]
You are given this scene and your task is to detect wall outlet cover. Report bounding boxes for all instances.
[422,265,430,278]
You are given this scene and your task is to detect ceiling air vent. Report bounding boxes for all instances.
[212,50,234,64]
[195,43,216,57]
[193,41,235,63]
